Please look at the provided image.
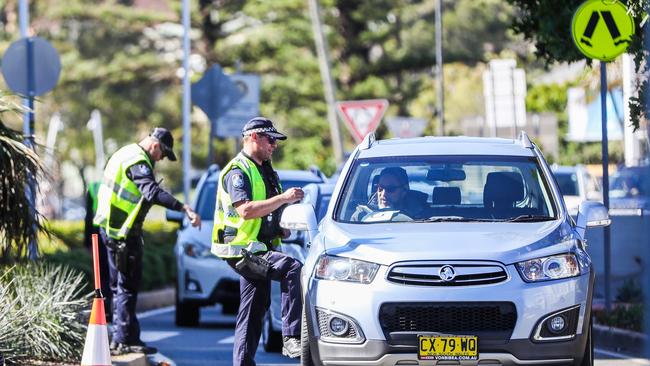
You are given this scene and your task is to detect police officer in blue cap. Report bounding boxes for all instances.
[211,117,304,365]
[94,127,201,355]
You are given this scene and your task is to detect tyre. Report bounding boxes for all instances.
[576,317,593,366]
[262,310,283,352]
[175,282,200,326]
[301,303,314,366]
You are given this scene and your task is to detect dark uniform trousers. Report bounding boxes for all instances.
[228,250,303,366]
[100,228,144,345]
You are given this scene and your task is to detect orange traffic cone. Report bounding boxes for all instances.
[81,234,111,366]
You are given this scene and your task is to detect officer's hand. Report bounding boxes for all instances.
[183,204,202,229]
[282,187,304,204]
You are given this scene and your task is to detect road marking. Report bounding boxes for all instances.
[218,335,235,344]
[595,348,650,365]
[137,306,174,319]
[141,331,179,342]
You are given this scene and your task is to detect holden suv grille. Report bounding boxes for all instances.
[386,261,508,286]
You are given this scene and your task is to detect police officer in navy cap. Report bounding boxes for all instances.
[211,117,304,365]
[94,127,201,355]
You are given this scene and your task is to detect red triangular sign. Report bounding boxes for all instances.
[336,99,389,143]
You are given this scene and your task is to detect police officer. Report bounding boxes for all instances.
[94,127,201,355]
[211,117,304,366]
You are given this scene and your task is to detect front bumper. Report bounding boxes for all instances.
[305,264,593,365]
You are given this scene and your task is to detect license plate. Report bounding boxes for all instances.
[418,335,478,360]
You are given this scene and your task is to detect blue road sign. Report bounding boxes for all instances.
[216,74,260,137]
[1,37,61,96]
[191,64,244,121]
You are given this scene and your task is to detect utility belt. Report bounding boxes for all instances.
[105,235,142,275]
[234,248,273,281]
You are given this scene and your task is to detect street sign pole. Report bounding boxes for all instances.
[19,0,38,260]
[600,61,611,312]
[182,0,191,203]
[571,0,635,313]
[308,0,344,165]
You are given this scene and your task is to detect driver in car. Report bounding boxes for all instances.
[352,167,428,221]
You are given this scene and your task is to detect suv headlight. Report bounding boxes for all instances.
[315,255,379,283]
[182,242,212,258]
[516,254,580,282]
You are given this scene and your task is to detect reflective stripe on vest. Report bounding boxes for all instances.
[93,144,152,240]
[211,153,268,259]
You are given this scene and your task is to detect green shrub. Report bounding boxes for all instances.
[594,304,644,332]
[45,220,86,249]
[42,220,179,292]
[0,263,89,364]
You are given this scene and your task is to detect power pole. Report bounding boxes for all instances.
[308,0,344,165]
[435,0,444,136]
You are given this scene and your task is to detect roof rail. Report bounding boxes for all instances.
[519,131,533,149]
[360,132,376,150]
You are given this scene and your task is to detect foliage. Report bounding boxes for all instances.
[41,220,178,292]
[616,279,643,303]
[506,0,649,130]
[0,92,49,262]
[0,263,88,364]
[594,303,644,332]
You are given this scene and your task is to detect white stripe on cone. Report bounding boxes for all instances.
[80,324,111,366]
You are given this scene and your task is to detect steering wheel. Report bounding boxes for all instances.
[361,209,413,222]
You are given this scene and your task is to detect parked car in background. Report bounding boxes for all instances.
[609,164,650,210]
[262,182,335,352]
[167,165,324,326]
[551,164,601,214]
[282,133,609,366]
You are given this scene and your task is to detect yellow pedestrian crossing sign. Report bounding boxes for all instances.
[571,0,635,61]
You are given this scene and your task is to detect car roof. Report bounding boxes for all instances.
[276,169,324,183]
[303,182,335,195]
[203,167,323,183]
[357,136,536,158]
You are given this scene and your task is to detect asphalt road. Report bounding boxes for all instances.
[139,306,649,366]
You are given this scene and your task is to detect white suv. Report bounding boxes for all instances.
[282,133,610,366]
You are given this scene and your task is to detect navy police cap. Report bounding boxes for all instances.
[241,117,287,140]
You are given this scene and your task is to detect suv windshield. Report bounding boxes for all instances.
[335,155,557,223]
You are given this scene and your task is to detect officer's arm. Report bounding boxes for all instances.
[128,164,201,227]
[234,190,302,220]
[128,164,184,210]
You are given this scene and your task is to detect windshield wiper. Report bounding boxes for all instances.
[503,214,555,222]
[418,216,493,222]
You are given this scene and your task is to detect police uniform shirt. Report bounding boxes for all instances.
[127,151,184,232]
[223,152,283,244]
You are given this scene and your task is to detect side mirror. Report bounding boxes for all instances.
[280,203,317,231]
[166,209,185,224]
[280,203,318,248]
[575,201,611,240]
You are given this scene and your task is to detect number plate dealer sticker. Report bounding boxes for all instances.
[418,335,478,361]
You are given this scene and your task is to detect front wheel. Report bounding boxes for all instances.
[175,283,200,326]
[576,317,593,366]
[301,303,314,366]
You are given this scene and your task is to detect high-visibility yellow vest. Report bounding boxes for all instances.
[211,153,281,259]
[93,144,152,240]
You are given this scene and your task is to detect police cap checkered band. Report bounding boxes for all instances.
[241,117,287,140]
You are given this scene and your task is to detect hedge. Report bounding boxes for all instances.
[41,220,179,292]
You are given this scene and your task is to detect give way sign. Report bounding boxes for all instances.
[336,99,389,143]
